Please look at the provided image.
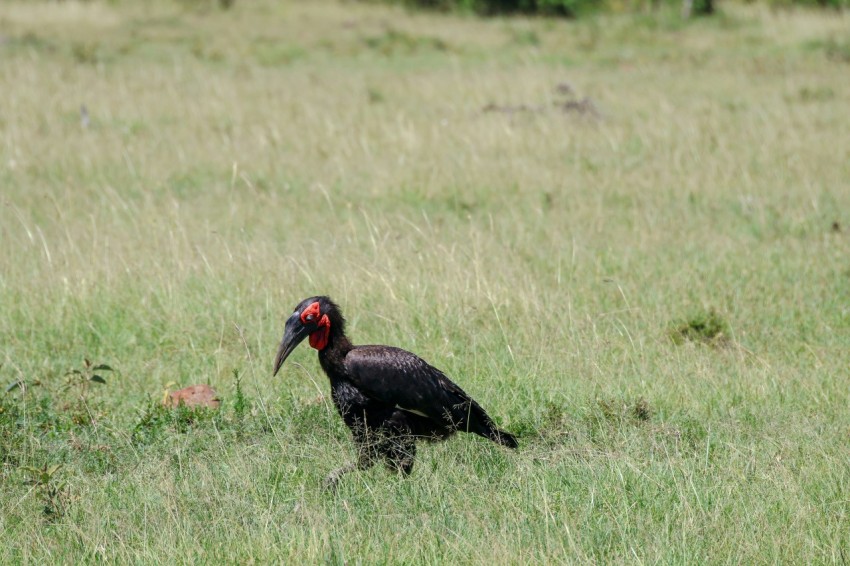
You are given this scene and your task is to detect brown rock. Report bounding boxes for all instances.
[165,384,220,409]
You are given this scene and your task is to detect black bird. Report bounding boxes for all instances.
[273,296,518,487]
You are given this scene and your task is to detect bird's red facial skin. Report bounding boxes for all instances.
[309,315,331,350]
[300,301,321,324]
[301,302,331,350]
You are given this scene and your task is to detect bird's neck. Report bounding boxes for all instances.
[318,326,353,374]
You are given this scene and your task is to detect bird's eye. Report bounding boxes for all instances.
[305,314,315,321]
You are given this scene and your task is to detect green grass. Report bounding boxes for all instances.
[2,0,850,562]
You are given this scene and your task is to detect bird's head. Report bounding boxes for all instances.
[273,296,344,376]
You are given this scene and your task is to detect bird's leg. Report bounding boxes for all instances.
[323,463,356,492]
[323,452,375,492]
[385,437,416,476]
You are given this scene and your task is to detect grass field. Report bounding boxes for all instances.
[2,0,850,562]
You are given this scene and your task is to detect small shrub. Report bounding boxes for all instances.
[61,359,113,426]
[20,464,67,520]
[63,359,112,397]
[669,309,730,346]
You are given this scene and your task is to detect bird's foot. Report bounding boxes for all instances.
[323,463,356,492]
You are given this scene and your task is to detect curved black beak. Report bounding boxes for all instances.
[273,314,311,377]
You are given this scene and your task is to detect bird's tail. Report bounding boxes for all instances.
[454,397,519,449]
[468,410,518,448]
[489,428,518,449]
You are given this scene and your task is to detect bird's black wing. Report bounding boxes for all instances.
[343,346,516,447]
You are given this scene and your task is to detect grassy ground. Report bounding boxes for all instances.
[2,0,849,562]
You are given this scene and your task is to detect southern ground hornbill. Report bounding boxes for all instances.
[273,296,518,488]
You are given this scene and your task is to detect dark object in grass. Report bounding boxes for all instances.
[632,398,652,422]
[482,102,543,114]
[555,82,575,96]
[670,309,730,347]
[831,221,841,233]
[483,91,600,119]
[556,97,600,117]
[273,296,517,490]
[165,384,220,409]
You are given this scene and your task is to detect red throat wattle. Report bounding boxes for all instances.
[309,314,330,350]
[301,302,331,351]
